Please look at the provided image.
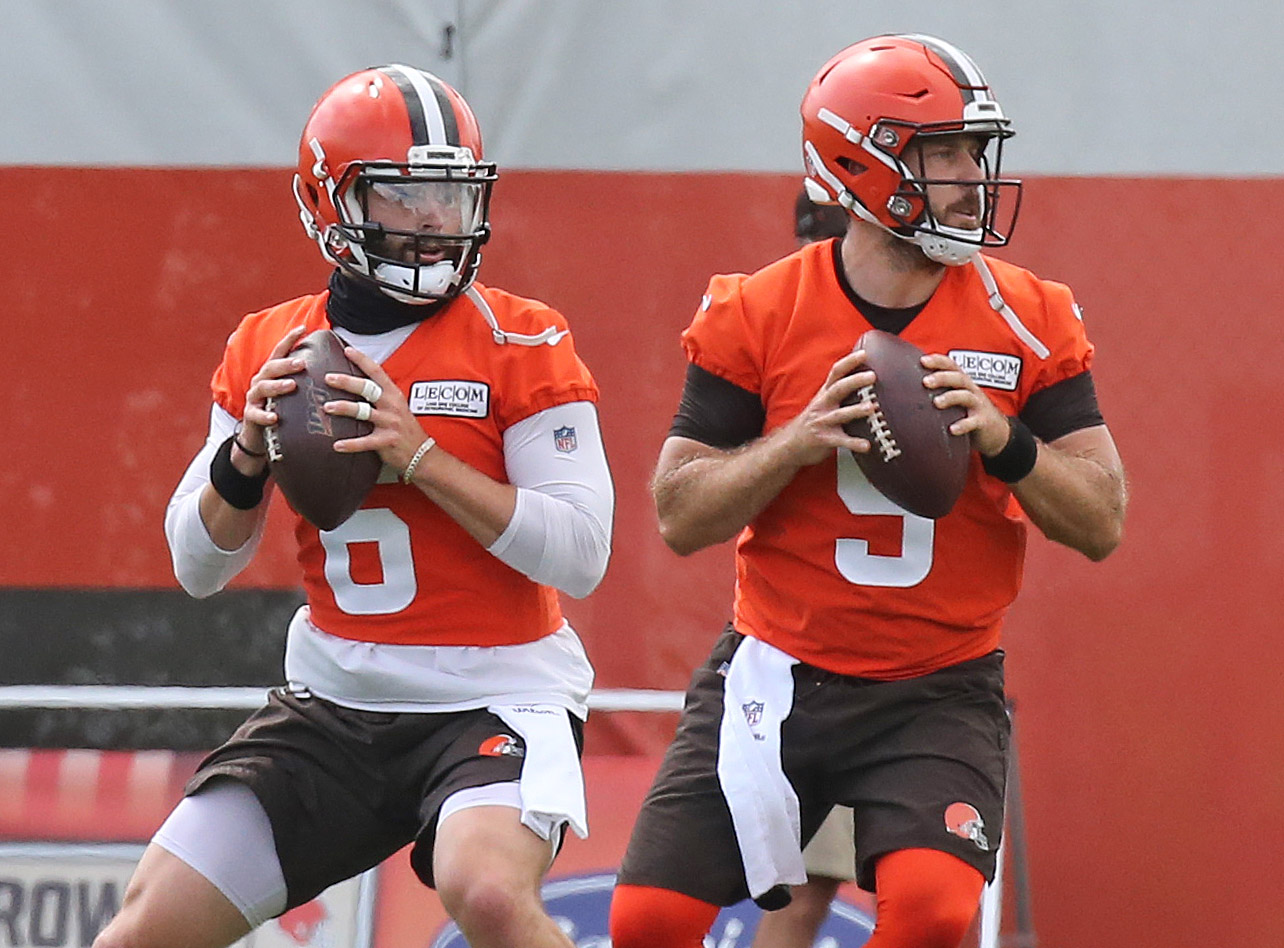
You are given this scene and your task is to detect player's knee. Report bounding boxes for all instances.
[873,849,984,948]
[437,873,530,938]
[91,928,124,948]
[91,915,145,948]
[903,895,976,948]
[610,884,720,948]
[873,888,977,948]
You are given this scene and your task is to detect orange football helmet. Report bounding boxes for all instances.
[801,34,1021,265]
[293,65,497,301]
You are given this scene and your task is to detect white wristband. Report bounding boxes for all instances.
[401,437,437,484]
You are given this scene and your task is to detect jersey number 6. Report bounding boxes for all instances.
[319,508,418,614]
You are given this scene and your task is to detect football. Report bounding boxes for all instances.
[841,329,970,519]
[264,329,382,531]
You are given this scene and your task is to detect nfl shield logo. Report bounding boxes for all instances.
[742,701,764,727]
[554,426,578,453]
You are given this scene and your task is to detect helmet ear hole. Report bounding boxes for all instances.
[306,184,319,206]
[836,157,867,175]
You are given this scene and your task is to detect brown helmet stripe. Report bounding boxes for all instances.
[377,64,460,147]
[897,34,990,106]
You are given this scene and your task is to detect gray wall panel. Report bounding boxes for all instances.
[3,1,1282,173]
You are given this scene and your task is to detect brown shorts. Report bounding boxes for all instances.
[185,688,582,909]
[617,628,1008,904]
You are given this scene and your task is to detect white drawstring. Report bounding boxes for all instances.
[466,287,570,347]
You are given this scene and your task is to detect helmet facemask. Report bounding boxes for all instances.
[883,122,1022,266]
[315,149,495,303]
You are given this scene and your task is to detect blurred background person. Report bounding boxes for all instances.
[792,187,849,248]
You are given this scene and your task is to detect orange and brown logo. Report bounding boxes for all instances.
[944,801,990,851]
[478,734,524,758]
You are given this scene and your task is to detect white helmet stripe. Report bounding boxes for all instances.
[382,64,451,146]
[816,108,899,173]
[898,33,992,103]
[803,140,847,200]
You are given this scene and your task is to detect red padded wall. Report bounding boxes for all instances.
[5,166,1284,947]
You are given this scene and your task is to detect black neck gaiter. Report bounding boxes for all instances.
[325,270,447,334]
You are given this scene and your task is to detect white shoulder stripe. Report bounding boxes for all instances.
[970,257,1051,359]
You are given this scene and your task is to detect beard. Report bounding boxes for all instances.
[880,227,946,274]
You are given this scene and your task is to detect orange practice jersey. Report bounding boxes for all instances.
[211,283,598,648]
[682,240,1094,679]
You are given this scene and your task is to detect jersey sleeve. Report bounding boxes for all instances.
[491,301,599,430]
[1030,279,1094,396]
[679,273,763,394]
[209,297,326,420]
[209,322,262,420]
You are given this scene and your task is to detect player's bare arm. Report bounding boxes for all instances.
[922,352,1127,560]
[653,351,875,555]
[1002,425,1125,560]
[326,345,518,547]
[197,325,308,550]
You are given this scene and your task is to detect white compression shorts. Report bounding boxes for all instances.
[152,781,288,928]
[153,779,528,927]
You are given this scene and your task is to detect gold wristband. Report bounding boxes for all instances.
[401,437,437,484]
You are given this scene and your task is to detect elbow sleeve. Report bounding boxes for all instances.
[488,487,611,598]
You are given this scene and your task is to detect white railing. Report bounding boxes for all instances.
[0,684,684,713]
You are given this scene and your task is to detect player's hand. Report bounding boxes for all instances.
[784,348,876,466]
[324,346,429,472]
[920,352,1010,456]
[239,326,310,456]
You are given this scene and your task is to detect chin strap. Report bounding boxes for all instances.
[464,286,569,347]
[913,224,983,267]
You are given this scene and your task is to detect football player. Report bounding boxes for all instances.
[95,66,613,948]
[610,34,1126,948]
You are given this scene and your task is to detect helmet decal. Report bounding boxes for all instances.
[943,801,991,851]
[478,734,525,757]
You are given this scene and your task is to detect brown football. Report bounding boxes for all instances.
[841,329,970,519]
[264,329,382,531]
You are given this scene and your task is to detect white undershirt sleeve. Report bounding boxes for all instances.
[487,401,614,599]
[164,404,271,598]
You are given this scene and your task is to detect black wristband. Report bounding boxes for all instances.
[981,417,1039,483]
[210,436,270,510]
